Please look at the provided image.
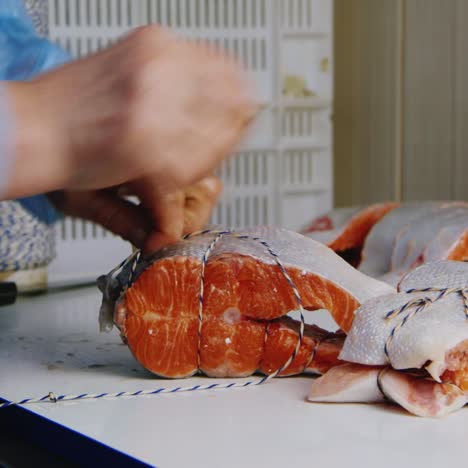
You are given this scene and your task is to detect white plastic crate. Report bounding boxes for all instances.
[46,0,334,284]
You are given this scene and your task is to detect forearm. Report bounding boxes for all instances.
[0,80,69,200]
[0,83,13,197]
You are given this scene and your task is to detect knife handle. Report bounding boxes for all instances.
[0,282,17,306]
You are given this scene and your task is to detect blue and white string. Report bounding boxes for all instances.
[0,381,277,409]
[384,286,468,360]
[0,229,308,409]
[0,200,56,272]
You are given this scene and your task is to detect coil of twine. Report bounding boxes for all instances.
[0,200,56,291]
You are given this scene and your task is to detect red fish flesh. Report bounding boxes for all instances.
[98,227,393,379]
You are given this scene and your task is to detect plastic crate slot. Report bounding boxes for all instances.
[80,220,86,240]
[234,197,241,227]
[282,150,317,186]
[64,0,70,26]
[242,197,249,226]
[306,0,312,27]
[102,0,109,26]
[253,153,259,185]
[226,202,232,227]
[252,38,257,70]
[262,153,268,185]
[242,153,249,186]
[175,0,182,28]
[250,0,257,28]
[253,195,259,225]
[234,156,240,186]
[262,196,268,224]
[288,0,294,28]
[215,0,221,28]
[119,0,126,27]
[53,0,59,26]
[86,37,92,54]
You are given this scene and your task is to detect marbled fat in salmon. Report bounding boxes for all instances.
[98,227,393,379]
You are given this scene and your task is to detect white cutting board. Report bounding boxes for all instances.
[0,287,467,467]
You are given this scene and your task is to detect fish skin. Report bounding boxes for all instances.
[390,205,468,274]
[304,203,398,253]
[422,216,468,264]
[358,201,444,277]
[340,261,468,376]
[302,206,363,235]
[97,226,394,379]
[308,364,468,418]
[309,260,468,417]
[340,292,468,374]
[399,259,468,291]
[308,202,468,282]
[376,271,404,288]
[307,364,384,403]
[380,369,468,417]
[98,226,395,333]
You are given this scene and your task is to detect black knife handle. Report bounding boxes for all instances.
[0,282,17,306]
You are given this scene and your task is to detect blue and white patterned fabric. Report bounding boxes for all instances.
[0,199,56,271]
[0,0,70,272]
[0,0,68,81]
[24,0,48,37]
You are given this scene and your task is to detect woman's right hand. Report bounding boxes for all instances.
[6,25,255,250]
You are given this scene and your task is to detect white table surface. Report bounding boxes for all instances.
[1,286,467,468]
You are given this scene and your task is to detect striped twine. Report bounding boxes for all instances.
[182,229,307,381]
[384,286,468,361]
[0,381,270,409]
[0,229,307,409]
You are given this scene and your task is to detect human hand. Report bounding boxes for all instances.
[41,26,254,190]
[48,176,223,253]
[6,25,255,249]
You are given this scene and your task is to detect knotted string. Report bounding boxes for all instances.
[383,286,468,361]
[0,229,313,409]
[182,229,308,381]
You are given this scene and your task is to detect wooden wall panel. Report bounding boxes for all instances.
[334,0,401,206]
[333,0,355,206]
[454,0,468,199]
[334,0,468,206]
[403,0,456,201]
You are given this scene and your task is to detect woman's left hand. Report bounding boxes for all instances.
[48,175,222,254]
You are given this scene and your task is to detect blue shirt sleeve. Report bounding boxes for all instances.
[0,0,71,224]
[0,0,70,80]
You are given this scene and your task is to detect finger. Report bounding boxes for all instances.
[183,176,223,234]
[49,190,151,248]
[134,177,185,255]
